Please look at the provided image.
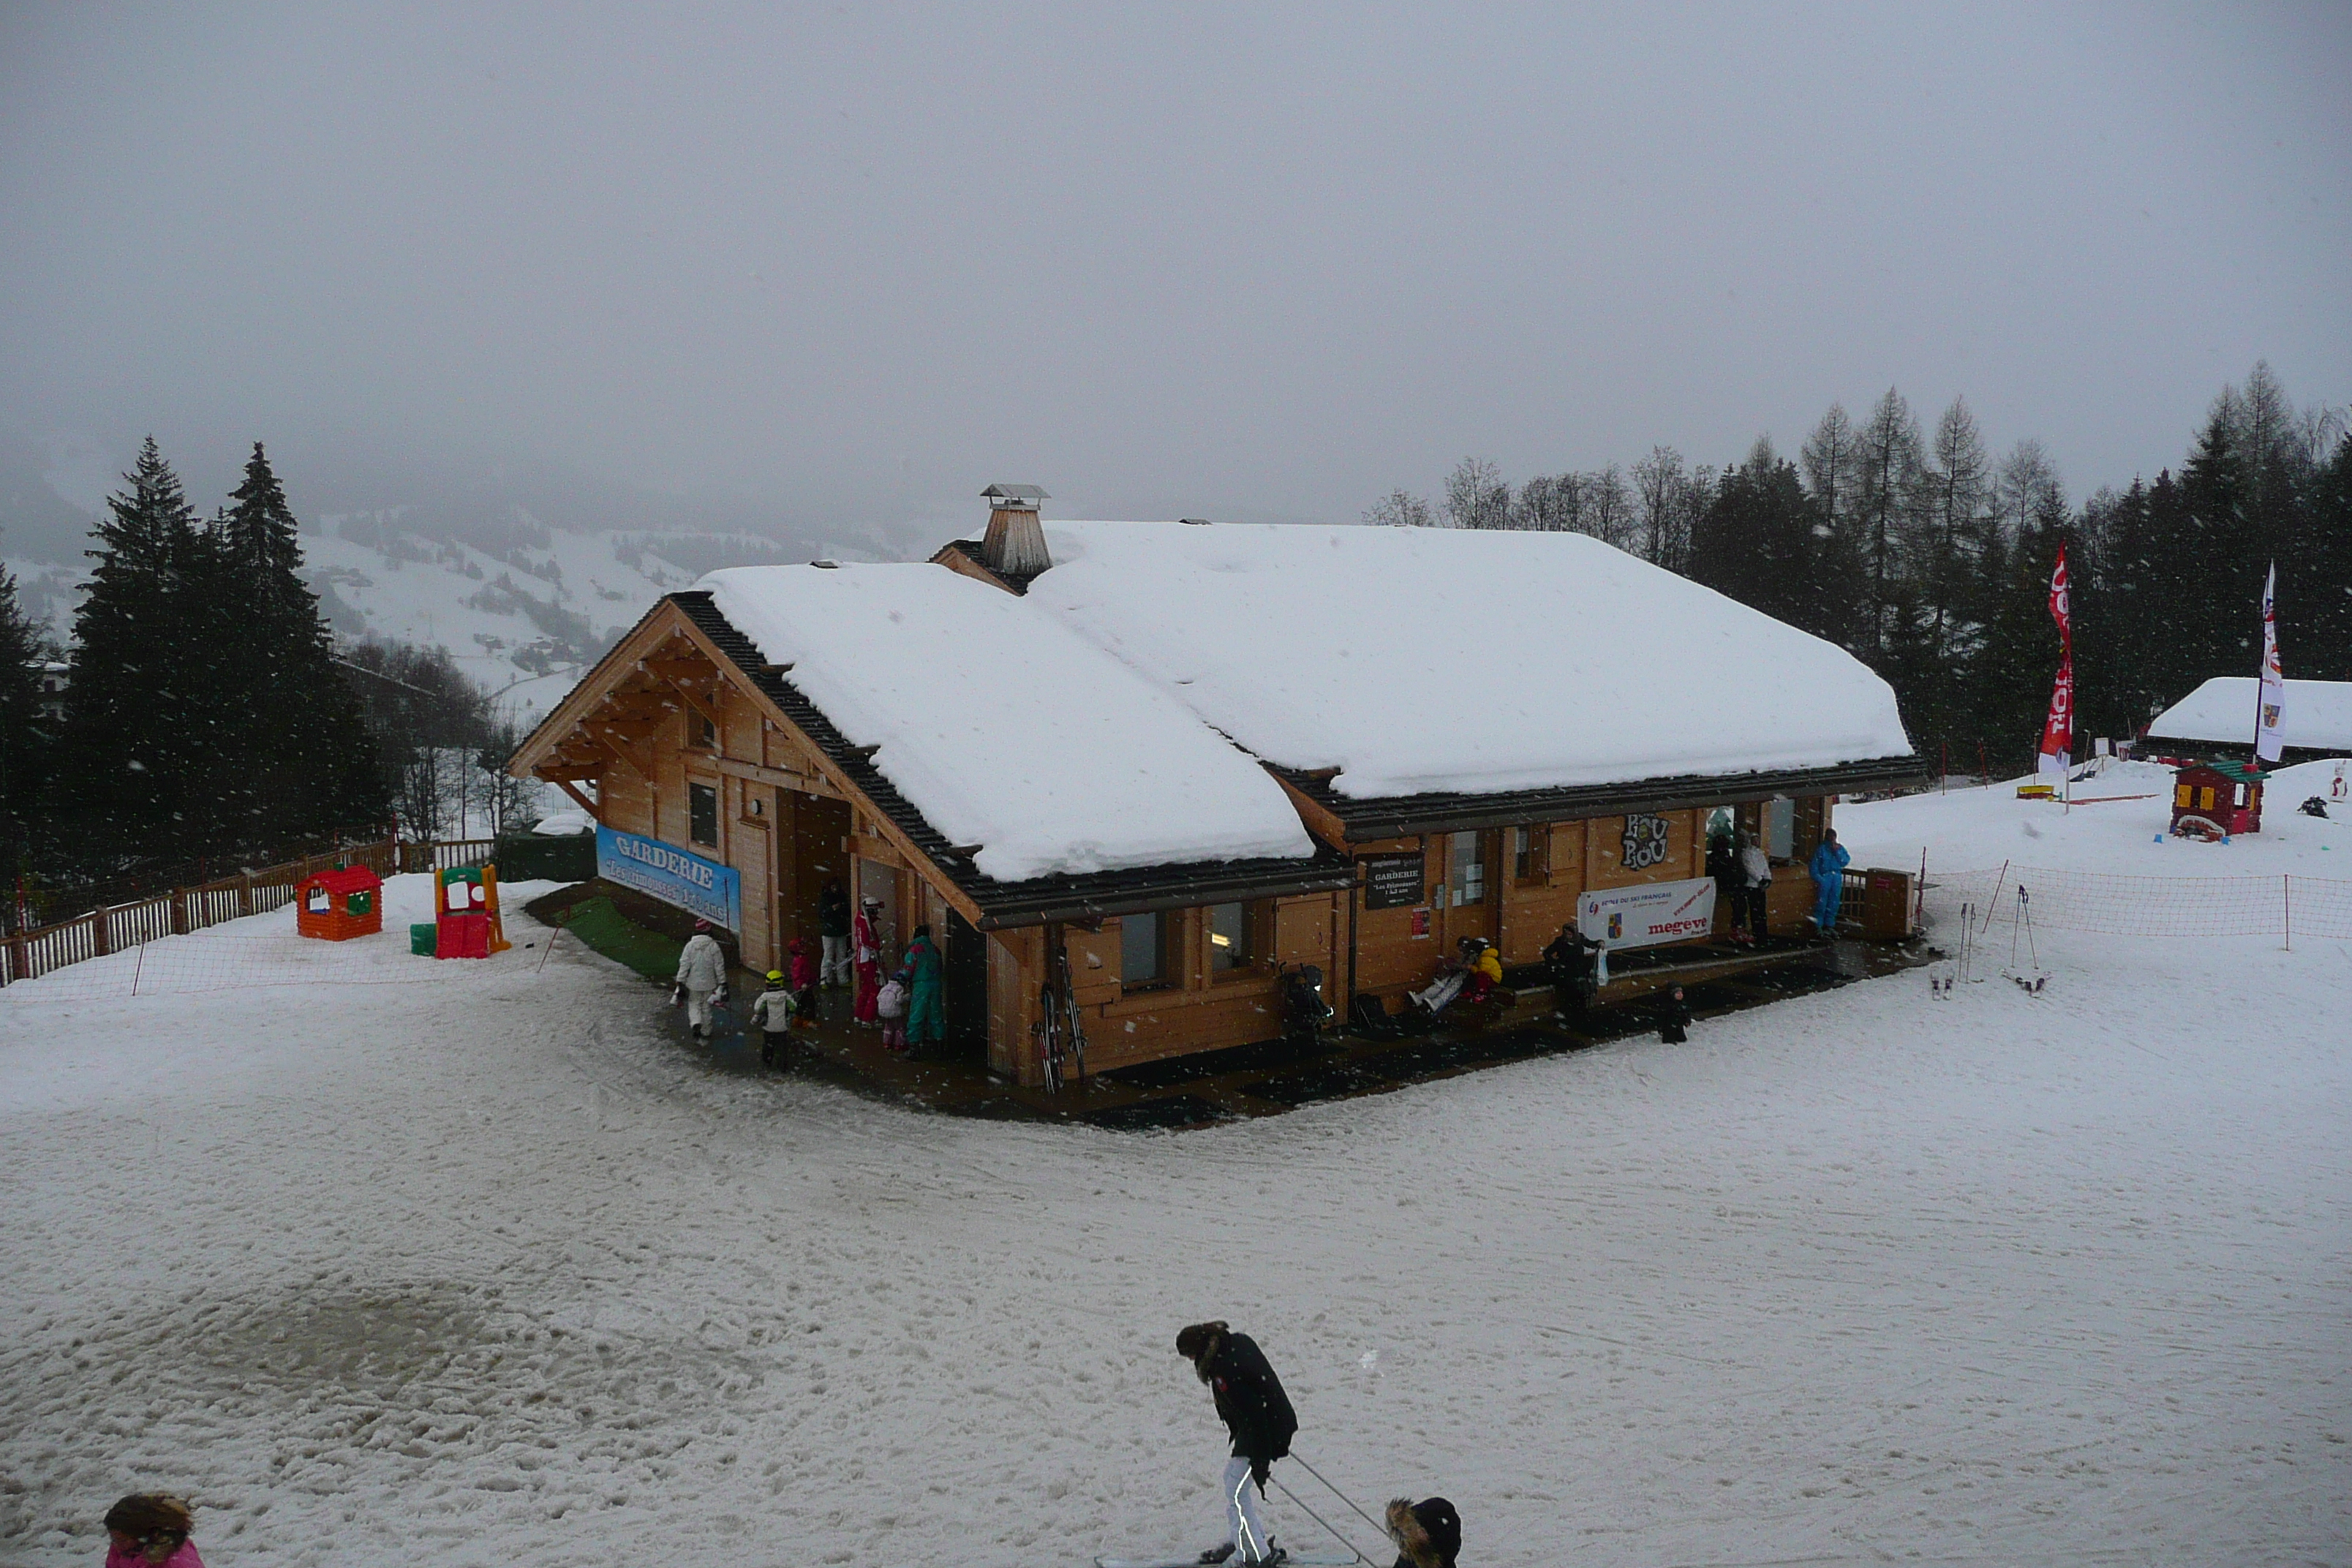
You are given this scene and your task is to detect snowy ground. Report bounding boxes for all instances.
[2,799,2348,1566]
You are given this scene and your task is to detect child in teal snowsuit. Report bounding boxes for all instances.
[1809,830,1851,932]
[902,927,946,1053]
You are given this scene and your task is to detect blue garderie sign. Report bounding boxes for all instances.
[597,826,741,932]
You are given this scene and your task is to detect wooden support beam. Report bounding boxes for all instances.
[715,755,832,795]
[584,725,656,782]
[542,775,601,820]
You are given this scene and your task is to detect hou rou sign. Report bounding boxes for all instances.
[597,825,742,932]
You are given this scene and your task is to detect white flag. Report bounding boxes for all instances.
[2255,562,2286,765]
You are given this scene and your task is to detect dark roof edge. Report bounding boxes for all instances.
[1282,755,1930,839]
[667,591,1352,927]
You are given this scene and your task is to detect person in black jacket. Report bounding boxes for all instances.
[1542,922,1601,1019]
[1657,982,1692,1044]
[817,880,853,988]
[1176,1321,1297,1565]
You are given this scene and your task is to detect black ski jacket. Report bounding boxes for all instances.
[1205,1331,1297,1466]
[818,886,851,938]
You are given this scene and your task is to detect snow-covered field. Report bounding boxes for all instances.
[2,785,2348,1567]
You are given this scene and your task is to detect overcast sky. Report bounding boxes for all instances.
[2,2,2346,529]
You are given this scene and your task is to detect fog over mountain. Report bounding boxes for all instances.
[2,4,2345,685]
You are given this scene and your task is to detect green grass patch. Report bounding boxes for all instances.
[558,895,682,984]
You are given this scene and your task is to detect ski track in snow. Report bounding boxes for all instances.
[1,889,2348,1564]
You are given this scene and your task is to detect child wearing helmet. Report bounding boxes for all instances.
[750,968,798,1068]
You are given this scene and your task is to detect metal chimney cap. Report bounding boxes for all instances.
[981,483,1048,504]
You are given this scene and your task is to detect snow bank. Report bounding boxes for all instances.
[1029,521,1914,799]
[2147,675,2352,753]
[3,791,2345,1567]
[1836,758,2352,877]
[700,564,1313,881]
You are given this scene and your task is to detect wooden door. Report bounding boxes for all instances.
[780,790,852,949]
[1443,829,1493,949]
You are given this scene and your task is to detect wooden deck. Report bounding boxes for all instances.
[646,933,1922,1129]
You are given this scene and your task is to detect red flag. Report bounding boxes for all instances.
[2038,653,2073,776]
[2047,543,2071,649]
[2038,545,2073,775]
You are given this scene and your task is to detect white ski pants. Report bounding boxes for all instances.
[821,934,852,986]
[685,990,718,1035]
[1221,1455,1272,1562]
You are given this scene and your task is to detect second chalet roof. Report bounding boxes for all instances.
[2147,676,2352,754]
[696,563,1315,883]
[1027,521,1918,802]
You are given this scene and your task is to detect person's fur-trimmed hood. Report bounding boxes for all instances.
[1387,1497,1453,1568]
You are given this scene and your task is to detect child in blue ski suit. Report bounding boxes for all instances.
[1809,829,1851,933]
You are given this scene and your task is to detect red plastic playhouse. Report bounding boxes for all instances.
[295,864,384,941]
[2169,759,2270,840]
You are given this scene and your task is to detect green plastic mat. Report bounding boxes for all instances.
[557,896,681,984]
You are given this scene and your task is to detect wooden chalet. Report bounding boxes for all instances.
[513,492,1924,1086]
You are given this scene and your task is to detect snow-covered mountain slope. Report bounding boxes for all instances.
[0,434,955,720]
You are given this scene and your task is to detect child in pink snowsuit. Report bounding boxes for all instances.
[104,1494,203,1568]
[788,935,820,1025]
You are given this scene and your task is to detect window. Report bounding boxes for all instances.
[1512,826,1547,884]
[1450,830,1485,907]
[1208,902,1255,971]
[693,713,717,748]
[1120,911,1170,989]
[688,782,719,846]
[1765,797,1795,860]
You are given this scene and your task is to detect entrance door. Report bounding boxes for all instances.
[942,908,990,1063]
[1444,829,1493,949]
[780,790,853,949]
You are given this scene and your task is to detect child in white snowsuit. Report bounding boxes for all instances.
[749,970,796,1068]
[674,920,728,1039]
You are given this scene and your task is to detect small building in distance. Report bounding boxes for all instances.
[513,490,1922,1086]
[2146,677,2352,765]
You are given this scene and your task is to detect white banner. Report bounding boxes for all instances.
[1578,876,1717,951]
[2255,562,2286,765]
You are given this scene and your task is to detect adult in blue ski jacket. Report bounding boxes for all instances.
[1177,1321,1297,1565]
[1809,830,1851,933]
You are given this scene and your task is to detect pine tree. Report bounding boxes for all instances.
[57,437,219,864]
[1689,437,1826,638]
[217,443,389,847]
[2299,434,2352,679]
[1852,389,1924,657]
[0,566,47,889]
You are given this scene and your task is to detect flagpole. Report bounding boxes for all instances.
[2251,563,2267,764]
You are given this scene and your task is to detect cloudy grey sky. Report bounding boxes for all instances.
[2,1,2346,530]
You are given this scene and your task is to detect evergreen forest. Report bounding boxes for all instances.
[1,440,515,916]
[1381,363,2351,777]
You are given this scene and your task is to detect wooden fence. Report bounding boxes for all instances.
[0,837,500,987]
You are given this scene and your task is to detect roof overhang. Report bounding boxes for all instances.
[1274,754,1930,842]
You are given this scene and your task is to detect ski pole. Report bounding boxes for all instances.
[1266,1471,1372,1564]
[1286,1451,1392,1544]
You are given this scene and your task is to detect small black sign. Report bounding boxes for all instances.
[1361,851,1426,911]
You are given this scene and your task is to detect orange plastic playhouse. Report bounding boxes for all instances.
[296,864,384,941]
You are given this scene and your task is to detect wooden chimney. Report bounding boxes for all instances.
[979,483,1052,578]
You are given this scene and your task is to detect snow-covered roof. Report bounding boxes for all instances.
[1025,521,1915,800]
[2146,677,2352,753]
[698,564,1313,883]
